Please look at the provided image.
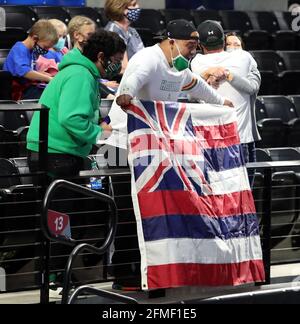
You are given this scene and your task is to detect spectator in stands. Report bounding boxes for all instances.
[68,16,96,51]
[104,0,144,72]
[191,20,261,186]
[225,32,244,51]
[104,20,233,291]
[44,19,69,63]
[3,20,58,100]
[26,30,127,180]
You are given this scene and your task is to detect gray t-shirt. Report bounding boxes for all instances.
[105,21,144,60]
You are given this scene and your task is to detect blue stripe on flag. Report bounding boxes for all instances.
[204,145,245,172]
[128,114,151,133]
[142,213,259,241]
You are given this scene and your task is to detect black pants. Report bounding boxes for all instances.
[27,150,85,183]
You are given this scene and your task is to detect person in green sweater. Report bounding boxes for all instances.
[27,29,126,179]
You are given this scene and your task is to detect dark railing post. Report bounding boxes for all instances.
[38,106,50,304]
[261,168,273,285]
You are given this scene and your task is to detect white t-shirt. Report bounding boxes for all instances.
[191,50,257,144]
[105,44,224,149]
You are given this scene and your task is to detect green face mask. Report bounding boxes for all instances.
[171,42,190,72]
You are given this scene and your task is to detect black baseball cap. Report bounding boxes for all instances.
[198,20,224,49]
[155,19,199,41]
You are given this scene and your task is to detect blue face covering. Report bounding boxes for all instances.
[126,8,141,22]
[53,37,65,52]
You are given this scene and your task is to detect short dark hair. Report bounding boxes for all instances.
[82,29,125,62]
[109,31,126,54]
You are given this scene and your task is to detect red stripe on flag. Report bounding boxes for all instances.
[156,101,169,133]
[173,104,186,134]
[147,260,265,289]
[138,190,256,218]
[142,159,170,192]
[194,123,240,149]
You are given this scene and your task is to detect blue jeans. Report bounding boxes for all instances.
[242,142,256,188]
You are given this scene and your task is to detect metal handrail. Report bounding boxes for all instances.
[68,285,138,304]
[40,179,118,304]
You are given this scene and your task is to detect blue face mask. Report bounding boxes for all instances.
[126,8,141,22]
[53,37,65,52]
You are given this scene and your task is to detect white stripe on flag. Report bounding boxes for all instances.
[145,236,263,267]
[189,104,238,127]
[207,166,250,195]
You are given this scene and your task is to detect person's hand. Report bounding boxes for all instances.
[224,99,234,108]
[207,75,220,89]
[116,94,133,111]
[103,81,119,89]
[100,121,113,139]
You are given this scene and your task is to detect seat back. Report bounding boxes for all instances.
[277,51,300,70]
[163,9,194,25]
[65,7,103,27]
[0,28,27,50]
[2,6,38,32]
[250,50,286,74]
[261,95,298,123]
[255,11,281,33]
[220,11,253,33]
[258,71,279,95]
[0,71,12,100]
[32,6,71,24]
[0,158,21,188]
[132,9,165,34]
[192,10,223,27]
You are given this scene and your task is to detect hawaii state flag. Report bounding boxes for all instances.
[127,100,265,290]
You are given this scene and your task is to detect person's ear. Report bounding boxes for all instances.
[97,52,105,63]
[32,35,39,42]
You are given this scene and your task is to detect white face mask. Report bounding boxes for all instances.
[226,47,241,53]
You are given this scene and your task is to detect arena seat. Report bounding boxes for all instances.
[255,98,286,148]
[0,71,12,101]
[32,6,71,24]
[250,11,297,50]
[250,50,286,74]
[278,71,300,95]
[0,28,27,50]
[289,95,300,116]
[277,51,300,70]
[65,7,104,27]
[219,11,270,50]
[260,96,300,146]
[1,6,38,32]
[192,10,223,27]
[0,49,9,70]
[162,9,195,25]
[132,9,165,34]
[258,71,280,95]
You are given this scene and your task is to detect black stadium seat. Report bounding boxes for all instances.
[0,71,12,100]
[132,9,165,35]
[192,10,223,27]
[163,9,195,25]
[219,11,270,50]
[0,49,9,70]
[255,97,286,148]
[0,28,27,50]
[65,7,104,27]
[279,71,300,95]
[289,95,300,116]
[250,50,286,74]
[277,51,300,70]
[258,71,280,95]
[252,11,297,50]
[32,6,71,24]
[261,95,300,146]
[1,6,38,32]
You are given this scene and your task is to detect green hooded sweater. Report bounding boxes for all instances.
[27,48,102,157]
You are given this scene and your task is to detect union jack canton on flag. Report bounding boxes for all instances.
[127,100,265,290]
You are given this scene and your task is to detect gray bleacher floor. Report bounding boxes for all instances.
[0,263,299,304]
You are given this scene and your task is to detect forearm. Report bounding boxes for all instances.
[229,71,261,95]
[188,76,224,105]
[24,70,52,83]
